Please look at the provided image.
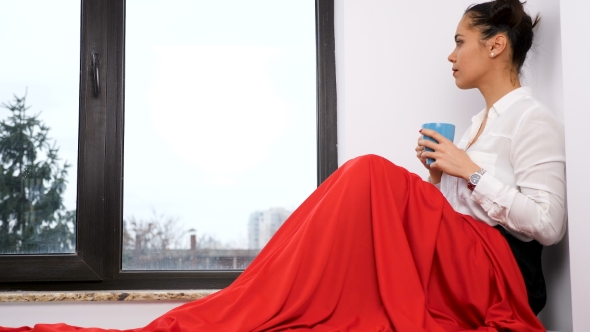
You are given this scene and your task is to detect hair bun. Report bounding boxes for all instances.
[465,0,540,74]
[489,0,525,28]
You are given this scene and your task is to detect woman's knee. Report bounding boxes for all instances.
[344,154,392,168]
[340,154,409,181]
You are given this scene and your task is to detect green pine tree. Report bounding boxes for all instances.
[0,93,75,253]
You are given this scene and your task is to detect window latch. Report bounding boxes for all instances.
[91,52,101,97]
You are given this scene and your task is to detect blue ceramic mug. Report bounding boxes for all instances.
[422,123,456,165]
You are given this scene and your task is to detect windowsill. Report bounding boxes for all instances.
[0,290,219,302]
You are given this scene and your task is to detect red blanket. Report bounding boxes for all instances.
[1,155,544,331]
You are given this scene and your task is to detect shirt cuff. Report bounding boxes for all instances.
[470,173,504,210]
[427,176,441,189]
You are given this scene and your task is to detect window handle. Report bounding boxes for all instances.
[91,52,100,97]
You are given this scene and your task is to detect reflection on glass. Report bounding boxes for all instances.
[123,0,316,270]
[0,1,80,254]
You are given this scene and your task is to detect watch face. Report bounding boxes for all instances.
[469,173,482,184]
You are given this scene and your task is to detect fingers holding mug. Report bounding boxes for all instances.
[415,141,431,169]
[421,123,456,165]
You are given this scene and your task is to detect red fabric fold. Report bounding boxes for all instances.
[1,155,545,331]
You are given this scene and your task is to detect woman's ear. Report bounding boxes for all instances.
[488,34,508,57]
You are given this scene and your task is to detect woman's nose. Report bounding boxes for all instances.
[448,53,455,63]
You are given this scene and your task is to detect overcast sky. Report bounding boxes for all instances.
[1,0,316,248]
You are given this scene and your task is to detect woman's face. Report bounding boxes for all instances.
[448,15,491,89]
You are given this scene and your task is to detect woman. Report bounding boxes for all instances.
[1,0,565,331]
[416,0,565,318]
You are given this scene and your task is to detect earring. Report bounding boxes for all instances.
[491,52,495,57]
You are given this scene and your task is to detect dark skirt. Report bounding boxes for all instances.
[495,225,546,315]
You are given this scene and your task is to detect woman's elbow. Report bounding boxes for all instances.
[533,216,567,246]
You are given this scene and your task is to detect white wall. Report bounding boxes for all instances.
[336,0,479,173]
[0,301,181,330]
[335,0,573,331]
[560,0,590,331]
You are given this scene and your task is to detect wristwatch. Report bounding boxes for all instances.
[467,168,487,191]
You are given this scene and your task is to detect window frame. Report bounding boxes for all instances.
[0,0,337,291]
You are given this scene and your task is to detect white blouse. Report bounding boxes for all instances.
[435,87,567,246]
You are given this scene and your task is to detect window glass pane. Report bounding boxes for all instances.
[0,1,80,254]
[123,0,316,270]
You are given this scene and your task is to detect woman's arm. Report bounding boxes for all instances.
[419,108,567,245]
[471,109,566,245]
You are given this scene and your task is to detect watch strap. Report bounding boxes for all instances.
[467,168,486,191]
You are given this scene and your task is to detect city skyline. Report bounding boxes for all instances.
[123,205,293,252]
[122,205,293,270]
[248,207,291,250]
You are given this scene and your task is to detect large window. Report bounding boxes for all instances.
[0,0,336,290]
[123,0,317,271]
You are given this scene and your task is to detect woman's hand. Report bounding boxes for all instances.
[418,128,481,181]
[415,135,443,183]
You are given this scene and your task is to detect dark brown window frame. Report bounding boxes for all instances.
[0,0,337,291]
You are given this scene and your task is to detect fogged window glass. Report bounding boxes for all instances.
[123,0,316,270]
[0,1,80,254]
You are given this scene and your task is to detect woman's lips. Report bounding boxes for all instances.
[452,69,458,76]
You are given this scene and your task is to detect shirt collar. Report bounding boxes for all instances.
[468,87,532,142]
[471,86,533,123]
[491,86,532,116]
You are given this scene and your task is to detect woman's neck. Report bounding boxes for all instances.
[478,73,521,111]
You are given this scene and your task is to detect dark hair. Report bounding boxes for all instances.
[465,0,540,74]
